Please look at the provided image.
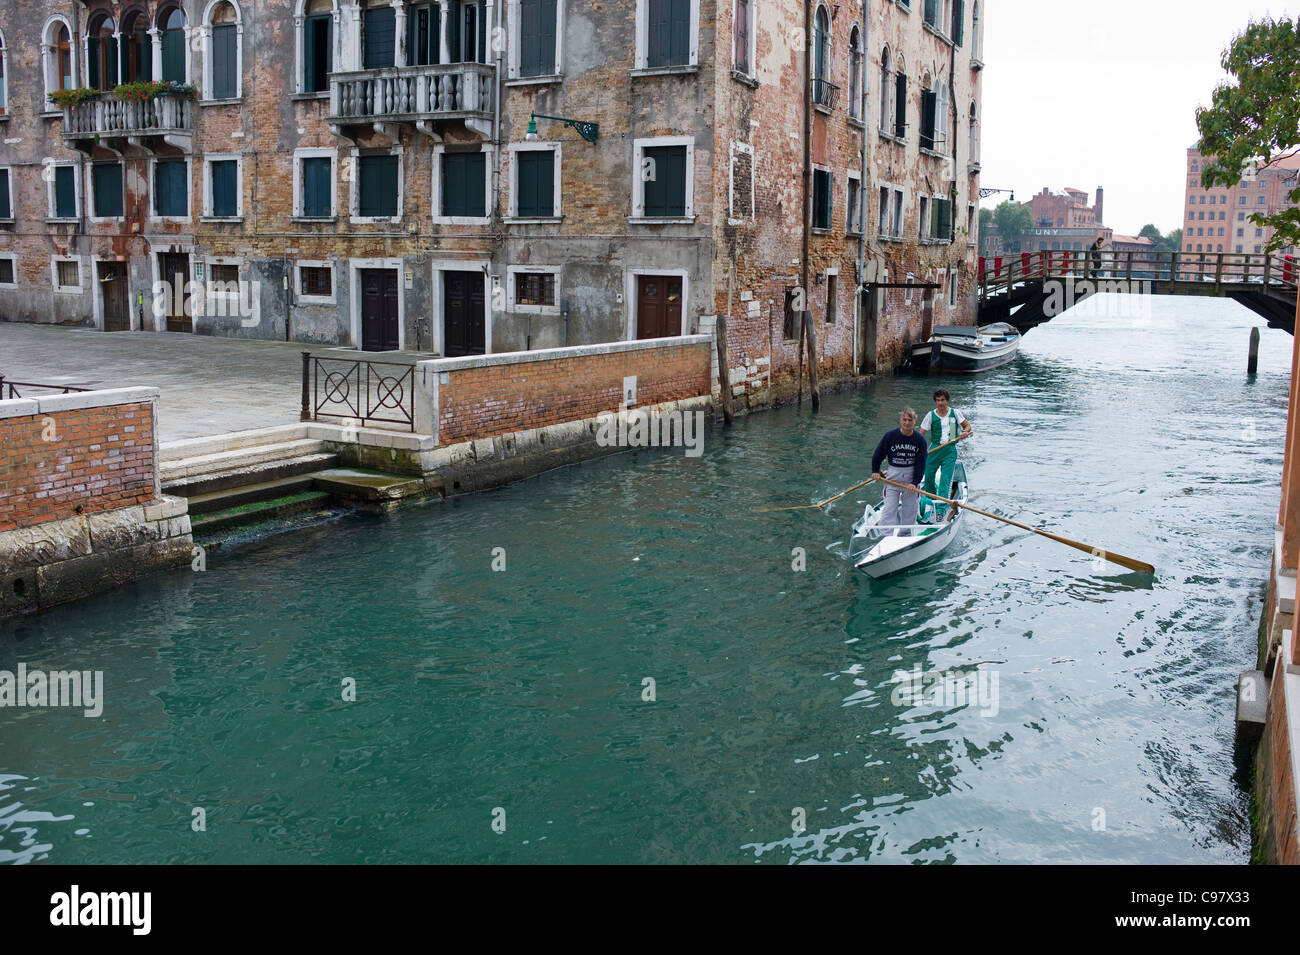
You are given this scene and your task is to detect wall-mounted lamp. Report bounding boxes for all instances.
[527,112,600,144]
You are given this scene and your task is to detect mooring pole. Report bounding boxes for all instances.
[300,350,312,421]
[1248,327,1260,375]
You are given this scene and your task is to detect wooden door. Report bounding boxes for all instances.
[360,268,400,351]
[159,253,191,332]
[636,275,682,339]
[99,262,130,332]
[444,270,485,357]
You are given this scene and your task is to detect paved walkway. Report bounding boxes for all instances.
[0,323,436,443]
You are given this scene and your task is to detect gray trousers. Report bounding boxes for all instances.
[880,464,919,535]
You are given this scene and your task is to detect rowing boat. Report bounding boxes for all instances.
[907,323,1021,374]
[848,461,969,578]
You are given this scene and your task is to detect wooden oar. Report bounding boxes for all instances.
[874,476,1155,574]
[756,433,971,514]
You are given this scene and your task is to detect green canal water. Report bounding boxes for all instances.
[1,297,1291,864]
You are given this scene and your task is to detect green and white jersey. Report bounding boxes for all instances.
[920,408,967,447]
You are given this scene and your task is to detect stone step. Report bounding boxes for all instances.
[159,439,331,483]
[184,474,323,516]
[190,490,335,539]
[311,468,427,502]
[163,452,340,499]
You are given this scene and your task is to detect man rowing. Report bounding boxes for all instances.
[870,407,928,536]
[918,388,972,509]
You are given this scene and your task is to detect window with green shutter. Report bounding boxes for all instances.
[210,160,238,217]
[920,88,936,149]
[405,4,439,66]
[155,160,188,217]
[0,170,10,219]
[515,150,555,218]
[358,154,399,218]
[304,15,332,90]
[441,151,486,217]
[302,157,332,217]
[93,164,123,218]
[54,166,76,218]
[363,8,396,69]
[642,145,686,217]
[647,0,691,67]
[813,169,832,230]
[520,0,557,76]
[161,9,187,82]
[953,0,965,45]
[931,197,952,241]
[212,24,237,98]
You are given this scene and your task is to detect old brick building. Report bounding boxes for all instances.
[0,0,983,390]
[1182,147,1299,260]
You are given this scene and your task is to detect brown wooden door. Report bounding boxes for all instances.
[636,275,682,339]
[159,253,191,332]
[444,270,485,357]
[360,268,400,351]
[99,262,130,332]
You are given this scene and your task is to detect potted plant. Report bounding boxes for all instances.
[50,87,100,109]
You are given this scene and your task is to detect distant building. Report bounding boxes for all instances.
[1183,147,1300,262]
[990,186,1111,255]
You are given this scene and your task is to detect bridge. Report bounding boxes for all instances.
[978,250,1299,335]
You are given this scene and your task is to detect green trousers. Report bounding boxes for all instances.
[923,448,958,502]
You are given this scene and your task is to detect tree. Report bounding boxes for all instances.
[992,200,1033,250]
[1197,17,1300,252]
[979,207,993,235]
[1138,223,1163,244]
[1165,228,1183,253]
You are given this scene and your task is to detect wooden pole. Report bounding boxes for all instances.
[1249,326,1260,375]
[795,304,805,406]
[718,264,736,425]
[804,308,821,410]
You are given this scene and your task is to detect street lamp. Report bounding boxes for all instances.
[979,187,1015,201]
[527,112,600,144]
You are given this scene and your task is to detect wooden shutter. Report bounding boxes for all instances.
[54,166,76,218]
[735,0,749,73]
[668,0,691,65]
[162,29,185,82]
[936,198,952,239]
[88,41,101,91]
[303,157,331,216]
[465,152,486,216]
[447,0,462,63]
[516,150,554,217]
[954,0,965,45]
[305,16,332,91]
[924,0,937,27]
[921,89,936,149]
[814,170,832,230]
[94,164,123,218]
[521,0,557,77]
[156,160,187,217]
[895,73,907,136]
[363,8,396,69]
[0,170,10,219]
[106,37,118,88]
[644,146,686,217]
[443,154,465,215]
[648,0,668,67]
[211,160,237,216]
[360,155,398,217]
[213,24,237,98]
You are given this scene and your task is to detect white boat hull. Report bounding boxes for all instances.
[849,464,969,578]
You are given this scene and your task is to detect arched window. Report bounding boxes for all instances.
[120,10,152,83]
[159,6,188,83]
[298,0,335,94]
[971,1,982,62]
[87,14,118,91]
[848,26,863,120]
[43,17,76,100]
[812,5,830,105]
[204,0,242,99]
[969,101,979,164]
[893,55,907,140]
[920,72,936,149]
[0,28,7,115]
[879,46,891,133]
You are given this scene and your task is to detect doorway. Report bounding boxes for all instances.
[636,274,682,340]
[858,286,878,374]
[158,252,191,332]
[360,268,400,351]
[443,270,485,357]
[98,261,130,332]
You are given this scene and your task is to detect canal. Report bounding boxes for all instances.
[1,295,1290,864]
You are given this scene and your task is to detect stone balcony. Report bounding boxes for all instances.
[61,93,193,151]
[328,63,494,139]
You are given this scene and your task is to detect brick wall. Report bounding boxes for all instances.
[1264,650,1300,864]
[432,338,712,444]
[0,391,158,533]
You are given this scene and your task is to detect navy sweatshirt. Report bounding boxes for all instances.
[872,429,928,485]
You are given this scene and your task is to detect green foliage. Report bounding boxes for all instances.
[112,81,197,103]
[1197,17,1300,252]
[50,88,100,109]
[992,200,1033,247]
[1166,228,1183,252]
[1136,223,1183,253]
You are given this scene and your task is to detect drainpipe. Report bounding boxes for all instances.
[856,2,868,371]
[490,0,502,222]
[800,0,811,398]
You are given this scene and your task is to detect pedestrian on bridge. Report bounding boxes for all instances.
[1090,235,1107,279]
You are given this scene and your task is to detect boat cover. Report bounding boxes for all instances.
[931,325,979,337]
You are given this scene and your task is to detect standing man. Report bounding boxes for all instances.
[918,388,972,504]
[871,407,928,536]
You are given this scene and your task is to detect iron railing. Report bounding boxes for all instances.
[0,377,92,399]
[812,79,840,110]
[301,352,415,433]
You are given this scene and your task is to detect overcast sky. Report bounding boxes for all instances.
[980,0,1299,236]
